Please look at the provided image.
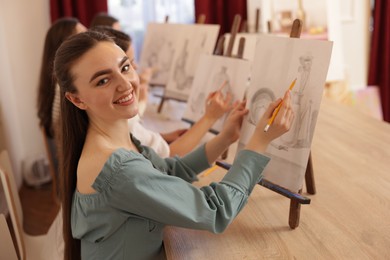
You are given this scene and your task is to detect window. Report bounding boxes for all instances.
[108,0,195,61]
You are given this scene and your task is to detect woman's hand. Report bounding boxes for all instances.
[245,90,294,153]
[219,100,248,144]
[204,90,233,121]
[204,100,248,164]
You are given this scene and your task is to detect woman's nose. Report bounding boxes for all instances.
[117,72,139,92]
[117,74,132,91]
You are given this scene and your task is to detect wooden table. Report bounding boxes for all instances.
[164,98,390,259]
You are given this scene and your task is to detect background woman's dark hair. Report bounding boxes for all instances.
[90,12,119,28]
[54,31,114,260]
[90,25,132,52]
[37,17,79,138]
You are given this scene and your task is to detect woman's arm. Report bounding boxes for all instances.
[204,90,293,164]
[168,90,233,157]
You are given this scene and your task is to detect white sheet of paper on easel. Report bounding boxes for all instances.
[164,25,220,99]
[237,35,333,192]
[182,54,251,132]
[139,23,220,87]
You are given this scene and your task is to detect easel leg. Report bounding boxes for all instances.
[305,153,316,194]
[157,97,166,113]
[289,198,301,229]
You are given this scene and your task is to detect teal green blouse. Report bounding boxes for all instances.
[72,137,270,259]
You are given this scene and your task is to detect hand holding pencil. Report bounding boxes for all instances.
[204,80,233,120]
[244,81,295,154]
[264,78,297,132]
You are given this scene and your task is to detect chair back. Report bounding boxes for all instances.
[0,213,19,260]
[0,150,26,259]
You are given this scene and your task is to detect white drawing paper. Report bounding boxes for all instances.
[237,35,333,192]
[182,54,251,132]
[139,23,219,87]
[164,24,220,98]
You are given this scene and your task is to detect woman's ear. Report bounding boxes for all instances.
[65,92,87,110]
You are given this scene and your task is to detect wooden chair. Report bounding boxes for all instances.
[0,213,18,260]
[0,150,63,260]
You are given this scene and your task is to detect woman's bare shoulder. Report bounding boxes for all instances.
[76,146,116,194]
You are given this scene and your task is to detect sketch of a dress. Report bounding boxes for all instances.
[211,66,232,98]
[173,39,194,90]
[281,53,314,148]
[149,38,175,81]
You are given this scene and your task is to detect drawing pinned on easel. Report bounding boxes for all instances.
[182,54,251,132]
[139,23,179,85]
[165,25,220,98]
[139,23,219,87]
[237,34,333,193]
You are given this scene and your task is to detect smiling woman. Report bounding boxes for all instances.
[64,41,139,123]
[54,31,294,260]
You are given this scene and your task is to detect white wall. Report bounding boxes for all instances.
[247,0,370,90]
[0,0,50,187]
[340,0,370,90]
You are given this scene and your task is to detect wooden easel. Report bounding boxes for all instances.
[182,14,243,121]
[155,14,208,113]
[225,15,241,58]
[197,14,206,24]
[255,8,260,33]
[182,14,245,160]
[217,19,316,229]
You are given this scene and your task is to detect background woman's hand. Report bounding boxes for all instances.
[204,90,233,121]
[219,100,248,144]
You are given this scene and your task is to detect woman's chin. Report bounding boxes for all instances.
[127,108,139,119]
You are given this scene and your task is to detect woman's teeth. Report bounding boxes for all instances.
[115,93,132,104]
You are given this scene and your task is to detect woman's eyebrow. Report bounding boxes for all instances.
[119,56,129,67]
[89,69,112,83]
[89,56,129,83]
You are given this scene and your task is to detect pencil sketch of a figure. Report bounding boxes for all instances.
[189,85,207,115]
[147,38,175,82]
[211,66,232,98]
[173,39,194,91]
[281,53,314,149]
[183,54,251,133]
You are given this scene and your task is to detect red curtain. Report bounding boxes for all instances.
[50,0,108,27]
[368,0,390,122]
[194,0,247,35]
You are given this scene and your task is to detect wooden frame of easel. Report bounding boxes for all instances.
[216,19,316,229]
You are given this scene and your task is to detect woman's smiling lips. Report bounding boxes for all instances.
[113,90,135,105]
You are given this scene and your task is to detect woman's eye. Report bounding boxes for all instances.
[122,64,130,72]
[97,78,109,86]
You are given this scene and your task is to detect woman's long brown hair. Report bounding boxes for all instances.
[37,17,79,138]
[53,31,114,260]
